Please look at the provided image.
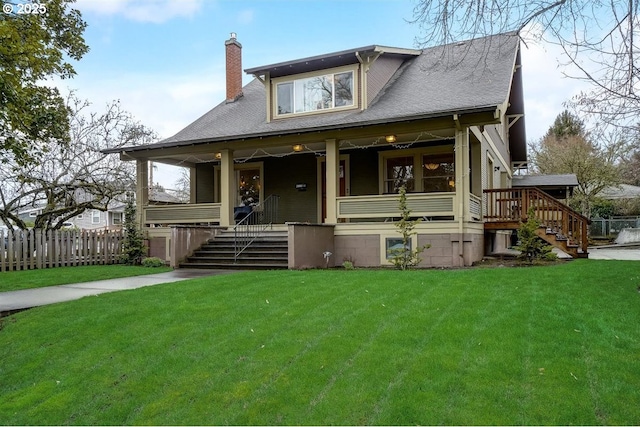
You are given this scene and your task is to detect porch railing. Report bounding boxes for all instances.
[143,203,221,226]
[234,194,280,262]
[336,193,456,219]
[484,187,590,254]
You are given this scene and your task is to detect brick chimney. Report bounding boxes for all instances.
[225,32,243,102]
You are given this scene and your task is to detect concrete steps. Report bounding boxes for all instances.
[179,230,289,269]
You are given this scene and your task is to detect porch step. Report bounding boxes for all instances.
[179,229,289,270]
[535,226,588,259]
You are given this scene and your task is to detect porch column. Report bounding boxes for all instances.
[325,138,339,223]
[135,159,149,226]
[220,149,235,227]
[454,128,471,221]
[189,166,197,204]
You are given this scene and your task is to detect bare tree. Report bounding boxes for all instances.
[0,94,157,230]
[530,111,622,216]
[173,167,191,203]
[411,0,639,130]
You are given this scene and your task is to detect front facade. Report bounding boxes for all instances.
[110,33,530,268]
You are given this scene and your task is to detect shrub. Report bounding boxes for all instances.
[342,260,354,270]
[142,257,166,268]
[515,207,554,263]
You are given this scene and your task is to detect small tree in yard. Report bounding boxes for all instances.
[387,186,430,270]
[120,194,146,265]
[515,208,553,263]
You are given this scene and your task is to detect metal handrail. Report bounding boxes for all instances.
[233,194,280,262]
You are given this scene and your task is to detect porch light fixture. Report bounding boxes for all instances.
[494,166,501,172]
[215,152,222,160]
[292,144,304,152]
[425,162,440,170]
[385,134,397,143]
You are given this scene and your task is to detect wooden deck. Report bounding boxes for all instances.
[483,188,590,258]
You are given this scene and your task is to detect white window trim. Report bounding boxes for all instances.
[272,64,359,119]
[112,212,123,225]
[91,210,101,224]
[379,234,419,266]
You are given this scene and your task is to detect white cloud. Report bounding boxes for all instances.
[76,0,203,23]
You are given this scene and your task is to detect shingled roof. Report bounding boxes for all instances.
[116,32,522,153]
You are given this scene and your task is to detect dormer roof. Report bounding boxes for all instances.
[245,45,421,78]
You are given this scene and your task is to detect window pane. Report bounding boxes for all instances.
[386,237,411,259]
[334,72,353,107]
[238,168,260,206]
[277,82,293,115]
[422,153,455,192]
[385,156,414,193]
[295,75,332,113]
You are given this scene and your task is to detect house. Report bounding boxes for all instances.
[106,32,589,268]
[512,174,579,203]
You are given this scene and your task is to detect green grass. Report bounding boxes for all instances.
[0,264,172,292]
[1,260,639,425]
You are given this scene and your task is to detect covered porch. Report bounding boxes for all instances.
[128,115,511,268]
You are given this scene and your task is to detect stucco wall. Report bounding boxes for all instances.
[288,223,335,269]
[335,232,484,268]
[167,226,221,268]
[334,234,381,267]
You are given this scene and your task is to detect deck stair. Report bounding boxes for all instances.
[484,187,590,258]
[180,229,288,269]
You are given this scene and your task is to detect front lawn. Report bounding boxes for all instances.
[0,260,639,425]
[0,264,172,292]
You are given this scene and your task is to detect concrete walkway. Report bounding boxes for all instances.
[588,246,640,261]
[0,269,237,314]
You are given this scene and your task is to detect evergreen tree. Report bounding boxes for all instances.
[515,208,553,263]
[120,194,145,265]
[543,110,586,140]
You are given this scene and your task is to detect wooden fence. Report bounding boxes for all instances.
[0,229,124,272]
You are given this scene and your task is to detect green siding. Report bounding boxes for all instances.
[195,164,215,203]
[350,149,379,196]
[264,155,318,223]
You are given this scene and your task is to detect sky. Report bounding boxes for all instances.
[56,0,590,189]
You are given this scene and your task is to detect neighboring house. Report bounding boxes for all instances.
[512,174,579,203]
[16,204,124,230]
[72,205,125,230]
[600,184,640,201]
[106,32,589,267]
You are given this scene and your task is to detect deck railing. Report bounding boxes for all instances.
[484,188,590,254]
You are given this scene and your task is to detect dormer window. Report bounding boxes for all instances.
[273,66,356,117]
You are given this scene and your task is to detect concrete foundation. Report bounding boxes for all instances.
[287,223,335,269]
